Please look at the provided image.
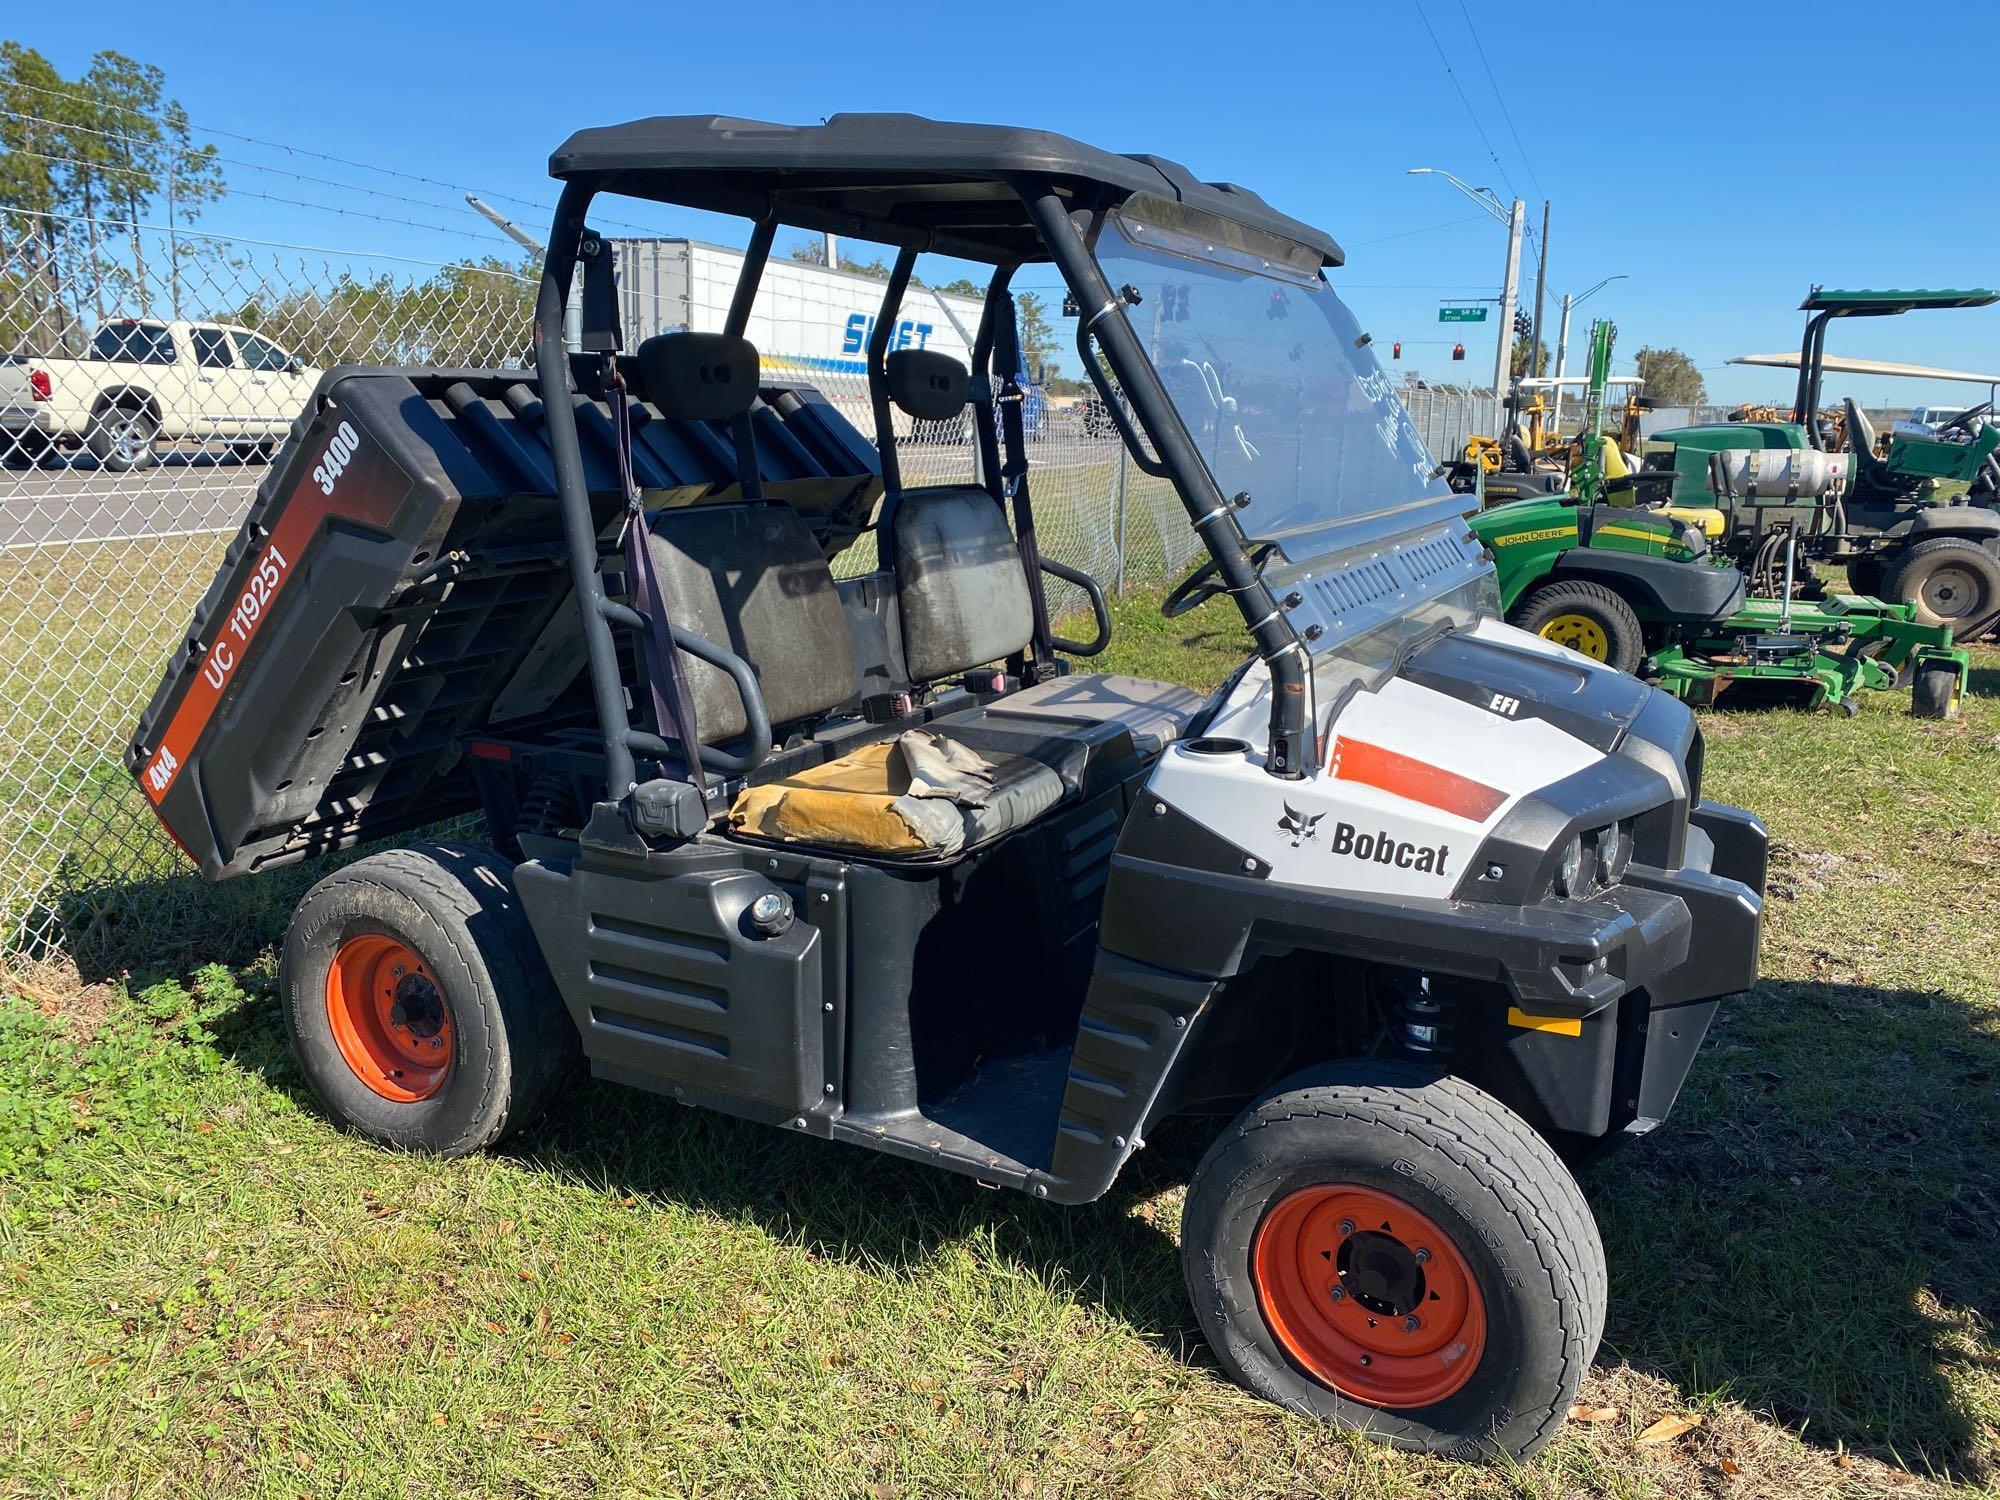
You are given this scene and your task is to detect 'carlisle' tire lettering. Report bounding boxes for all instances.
[1330,820,1449,876]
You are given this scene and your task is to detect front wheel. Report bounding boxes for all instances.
[1911,663,1961,720]
[279,842,577,1155]
[1510,579,1645,674]
[1181,1061,1605,1461]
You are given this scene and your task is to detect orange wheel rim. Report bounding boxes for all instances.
[1251,1183,1486,1409]
[325,934,453,1102]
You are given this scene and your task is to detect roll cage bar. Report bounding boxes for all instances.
[1791,285,1999,450]
[532,123,1318,840]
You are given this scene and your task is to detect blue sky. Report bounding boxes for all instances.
[17,1,2000,404]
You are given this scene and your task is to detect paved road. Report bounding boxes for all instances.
[1,424,1128,552]
[1,448,265,550]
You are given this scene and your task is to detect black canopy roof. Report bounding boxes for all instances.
[549,113,1343,267]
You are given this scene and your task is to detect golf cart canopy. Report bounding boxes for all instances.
[1800,287,1999,315]
[548,113,1345,268]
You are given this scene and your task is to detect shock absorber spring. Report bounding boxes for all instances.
[1393,974,1452,1059]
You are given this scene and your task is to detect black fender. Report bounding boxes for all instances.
[1881,507,2000,547]
[1549,548,1745,622]
[88,384,164,425]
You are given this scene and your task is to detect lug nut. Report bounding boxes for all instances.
[1327,1286,1346,1302]
[1413,1248,1430,1264]
[1403,1314,1422,1332]
[1338,1219,1354,1237]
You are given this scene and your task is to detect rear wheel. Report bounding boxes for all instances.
[1181,1061,1604,1461]
[279,841,576,1155]
[86,403,159,471]
[1845,553,1886,599]
[1510,579,1645,674]
[1880,536,2000,635]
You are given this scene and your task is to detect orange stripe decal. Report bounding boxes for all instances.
[1326,737,1507,823]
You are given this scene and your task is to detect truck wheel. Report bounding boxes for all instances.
[279,841,577,1156]
[1510,580,1644,673]
[1881,536,2000,634]
[1181,1060,1604,1462]
[86,403,158,471]
[1911,663,1960,720]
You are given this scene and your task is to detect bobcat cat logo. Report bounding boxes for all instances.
[1277,802,1324,847]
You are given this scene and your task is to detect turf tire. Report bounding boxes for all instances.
[1911,663,1960,720]
[280,841,577,1155]
[1509,579,1645,674]
[1880,536,2000,635]
[1181,1060,1604,1462]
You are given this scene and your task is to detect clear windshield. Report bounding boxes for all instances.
[1094,199,1451,556]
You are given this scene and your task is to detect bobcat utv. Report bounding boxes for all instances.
[129,115,1765,1462]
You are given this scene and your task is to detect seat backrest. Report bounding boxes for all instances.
[649,504,856,744]
[882,349,1035,683]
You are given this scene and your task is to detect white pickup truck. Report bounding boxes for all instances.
[1,319,321,471]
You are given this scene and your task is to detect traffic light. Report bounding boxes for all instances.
[1451,342,1466,361]
[1513,309,1532,339]
[1392,341,1402,360]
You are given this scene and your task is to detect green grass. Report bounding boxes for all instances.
[1,594,1996,1498]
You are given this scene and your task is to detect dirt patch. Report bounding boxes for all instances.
[3,954,120,1041]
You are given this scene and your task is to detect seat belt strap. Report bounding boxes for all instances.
[994,293,1056,680]
[609,360,708,804]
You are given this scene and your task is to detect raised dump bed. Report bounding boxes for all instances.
[126,364,880,878]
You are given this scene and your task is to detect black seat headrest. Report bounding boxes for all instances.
[886,350,969,421]
[637,331,760,422]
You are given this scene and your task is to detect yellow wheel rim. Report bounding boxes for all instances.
[1539,612,1610,660]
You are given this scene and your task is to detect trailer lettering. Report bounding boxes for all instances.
[1329,820,1449,877]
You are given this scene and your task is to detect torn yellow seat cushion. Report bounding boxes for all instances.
[729,742,956,855]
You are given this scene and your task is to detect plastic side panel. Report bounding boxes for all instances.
[1043,952,1217,1204]
[514,857,825,1119]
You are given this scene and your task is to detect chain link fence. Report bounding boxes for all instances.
[0,215,1228,962]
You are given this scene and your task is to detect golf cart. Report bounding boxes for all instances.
[1471,322,1970,716]
[1643,287,2000,637]
[130,115,1766,1461]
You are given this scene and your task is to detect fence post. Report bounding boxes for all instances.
[1112,445,1129,595]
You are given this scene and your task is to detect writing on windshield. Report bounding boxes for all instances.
[1097,202,1449,550]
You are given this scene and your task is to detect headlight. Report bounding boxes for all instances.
[1554,835,1588,899]
[1554,825,1627,900]
[1596,823,1632,886]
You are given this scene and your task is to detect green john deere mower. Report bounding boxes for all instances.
[1468,321,1969,718]
[1642,286,2000,639]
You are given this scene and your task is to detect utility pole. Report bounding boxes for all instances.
[1493,198,1524,398]
[1529,199,1549,380]
[1407,168,1526,399]
[1550,293,1573,432]
[1549,274,1627,433]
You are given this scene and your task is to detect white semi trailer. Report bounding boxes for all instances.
[610,239,984,382]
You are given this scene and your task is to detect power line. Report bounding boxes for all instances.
[1408,0,1518,199]
[1452,0,1544,200]
[1349,214,1487,248]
